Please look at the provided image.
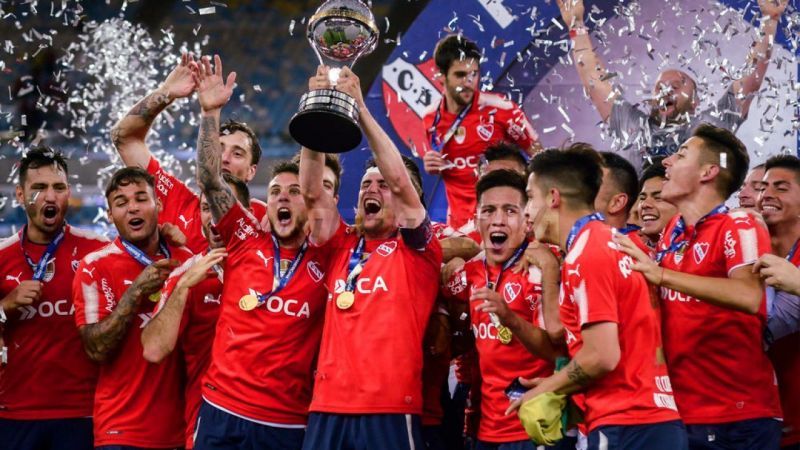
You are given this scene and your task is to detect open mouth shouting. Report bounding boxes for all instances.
[41,204,59,226]
[488,231,509,250]
[128,217,146,232]
[363,198,382,217]
[277,207,292,227]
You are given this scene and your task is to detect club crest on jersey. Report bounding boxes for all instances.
[693,242,709,264]
[307,260,324,283]
[476,123,494,141]
[503,282,521,303]
[376,241,398,257]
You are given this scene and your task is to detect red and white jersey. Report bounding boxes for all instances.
[156,252,222,448]
[310,221,443,415]
[202,201,328,425]
[658,210,782,424]
[73,238,193,448]
[444,257,554,442]
[769,246,800,446]
[423,90,538,230]
[0,225,107,420]
[562,221,680,431]
[147,157,267,255]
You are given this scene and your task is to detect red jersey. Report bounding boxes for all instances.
[423,91,538,230]
[0,225,107,420]
[202,201,328,425]
[444,256,554,442]
[657,210,781,424]
[157,252,222,448]
[562,220,680,431]
[73,238,193,448]
[310,220,443,414]
[768,247,800,446]
[147,157,267,255]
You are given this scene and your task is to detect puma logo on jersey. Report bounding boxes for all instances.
[256,250,272,268]
[82,267,96,278]
[178,215,193,228]
[567,264,581,278]
[204,294,221,305]
[5,272,22,285]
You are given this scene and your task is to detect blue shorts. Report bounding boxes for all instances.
[588,420,688,450]
[0,417,93,450]
[475,436,578,450]
[302,412,424,450]
[685,418,782,450]
[193,400,305,450]
[423,424,447,450]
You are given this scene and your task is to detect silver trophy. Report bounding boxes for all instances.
[289,0,379,153]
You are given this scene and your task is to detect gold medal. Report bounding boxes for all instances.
[497,325,513,345]
[149,291,161,303]
[336,291,355,310]
[239,294,259,311]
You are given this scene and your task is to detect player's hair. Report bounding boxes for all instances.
[271,160,299,178]
[476,169,527,205]
[221,119,261,166]
[365,155,425,205]
[484,141,527,172]
[692,123,749,198]
[764,155,800,184]
[105,167,155,200]
[528,143,603,209]
[18,146,69,186]
[599,151,639,215]
[434,34,482,75]
[291,152,343,196]
[222,172,250,206]
[639,157,667,191]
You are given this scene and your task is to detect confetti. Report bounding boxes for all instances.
[199,7,216,15]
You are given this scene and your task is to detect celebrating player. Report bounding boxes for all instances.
[614,124,783,449]
[422,35,541,234]
[112,52,266,253]
[636,159,678,250]
[0,147,108,450]
[73,167,190,449]
[512,145,686,450]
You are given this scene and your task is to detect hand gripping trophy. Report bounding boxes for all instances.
[289,0,379,153]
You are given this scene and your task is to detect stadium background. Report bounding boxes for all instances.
[0,0,797,238]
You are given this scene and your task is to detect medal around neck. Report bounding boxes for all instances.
[336,291,355,310]
[239,294,259,311]
[288,0,378,153]
[496,325,513,345]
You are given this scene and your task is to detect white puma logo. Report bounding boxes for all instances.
[255,250,271,268]
[178,215,193,228]
[5,272,22,285]
[567,264,581,278]
[82,267,96,277]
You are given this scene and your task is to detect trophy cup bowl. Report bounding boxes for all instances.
[289,0,379,153]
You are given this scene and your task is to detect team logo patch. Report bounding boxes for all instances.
[693,242,709,264]
[307,261,324,283]
[477,123,494,141]
[503,282,521,303]
[376,241,398,257]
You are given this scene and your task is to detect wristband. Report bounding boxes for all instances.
[569,26,588,40]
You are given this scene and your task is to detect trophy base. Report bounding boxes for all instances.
[289,89,363,153]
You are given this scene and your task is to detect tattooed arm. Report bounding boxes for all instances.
[506,322,621,413]
[192,55,238,222]
[111,53,197,169]
[79,259,178,363]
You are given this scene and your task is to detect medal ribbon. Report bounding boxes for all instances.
[255,234,308,304]
[344,236,369,293]
[655,204,727,263]
[618,223,641,235]
[430,99,473,153]
[20,225,66,281]
[120,237,171,266]
[481,241,529,335]
[566,213,606,252]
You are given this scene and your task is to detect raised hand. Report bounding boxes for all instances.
[177,248,227,291]
[192,55,237,112]
[472,287,515,326]
[309,65,332,91]
[557,0,585,28]
[758,0,788,19]
[161,53,197,100]
[754,253,800,295]
[334,67,365,108]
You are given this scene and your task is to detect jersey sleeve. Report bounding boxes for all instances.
[574,248,621,327]
[146,156,201,228]
[214,200,262,252]
[501,101,539,152]
[72,259,110,328]
[722,211,769,275]
[442,265,470,303]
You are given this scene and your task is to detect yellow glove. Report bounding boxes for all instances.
[518,392,567,445]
